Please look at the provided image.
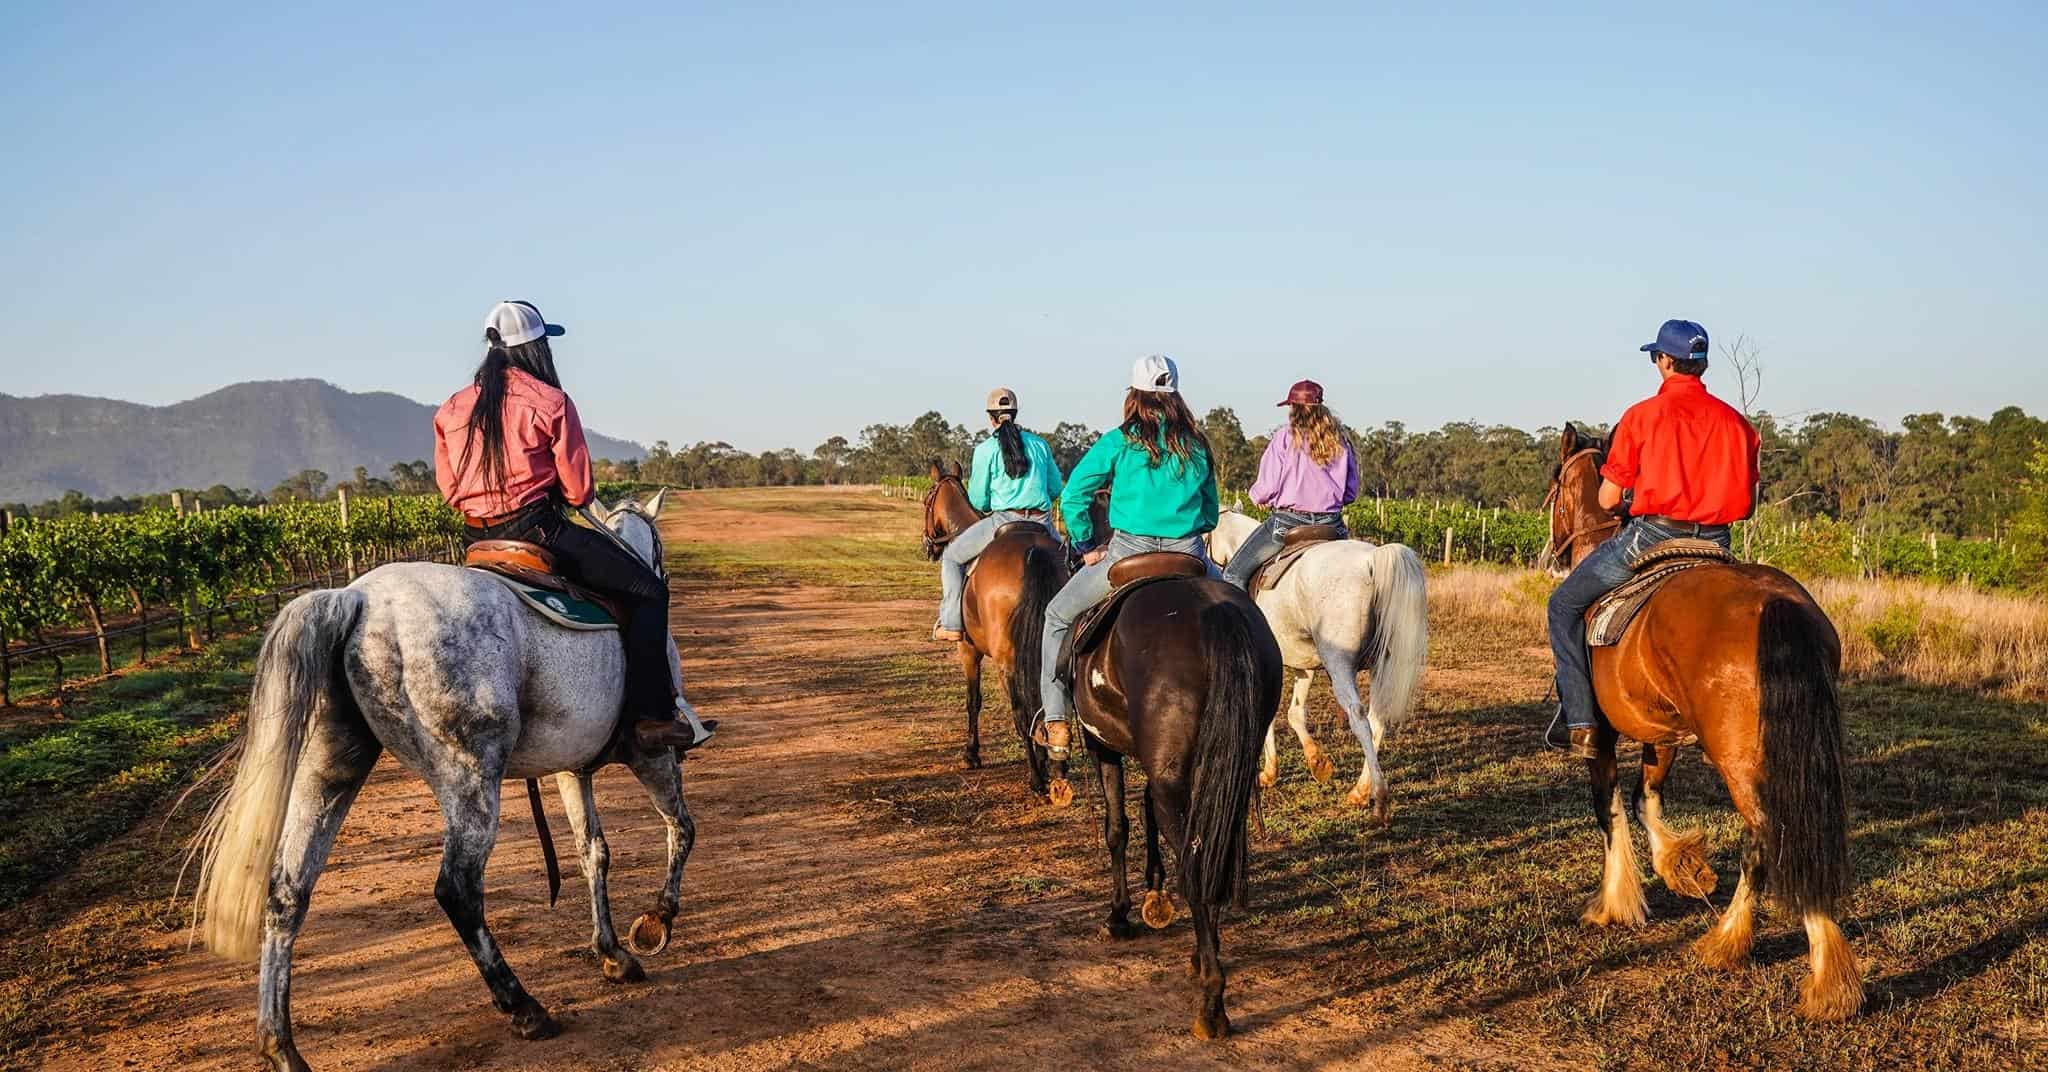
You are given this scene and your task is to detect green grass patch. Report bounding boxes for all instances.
[0,633,259,910]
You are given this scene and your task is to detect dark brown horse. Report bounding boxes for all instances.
[1013,548,1283,1040]
[919,460,1072,801]
[1544,423,1863,1021]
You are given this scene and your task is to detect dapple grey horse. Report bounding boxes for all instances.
[1206,509,1428,819]
[190,490,700,1072]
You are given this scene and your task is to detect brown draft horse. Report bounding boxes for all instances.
[919,460,1073,801]
[1014,566,1281,1040]
[1544,423,1863,1020]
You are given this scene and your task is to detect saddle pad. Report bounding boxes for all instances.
[1251,539,1323,593]
[473,569,619,631]
[1056,573,1191,689]
[1586,558,1725,646]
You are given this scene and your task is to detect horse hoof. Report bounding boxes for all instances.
[1258,767,1278,789]
[1047,781,1074,809]
[1141,891,1176,930]
[259,1036,313,1072]
[602,953,646,984]
[964,752,982,770]
[1191,1012,1231,1040]
[1096,919,1138,942]
[1307,751,1334,784]
[510,1001,560,1041]
[627,913,672,957]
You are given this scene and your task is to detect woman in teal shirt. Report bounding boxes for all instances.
[1037,354,1219,758]
[933,387,1065,642]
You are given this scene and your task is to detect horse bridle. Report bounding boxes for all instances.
[921,475,972,559]
[1539,447,1620,571]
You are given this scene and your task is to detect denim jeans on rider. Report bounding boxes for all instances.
[1546,518,1731,730]
[937,511,1054,632]
[1219,509,1347,590]
[1038,531,1218,725]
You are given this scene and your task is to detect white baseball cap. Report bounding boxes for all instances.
[483,300,566,348]
[1130,354,1179,393]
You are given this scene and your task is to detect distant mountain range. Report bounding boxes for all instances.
[0,379,645,503]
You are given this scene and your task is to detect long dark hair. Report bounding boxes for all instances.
[992,412,1030,479]
[1120,389,1211,470]
[455,331,563,498]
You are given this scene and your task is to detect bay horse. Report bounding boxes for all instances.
[1544,423,1863,1020]
[189,491,700,1071]
[1013,548,1284,1040]
[918,460,1072,802]
[1206,510,1428,818]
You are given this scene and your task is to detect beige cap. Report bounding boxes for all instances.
[985,386,1019,413]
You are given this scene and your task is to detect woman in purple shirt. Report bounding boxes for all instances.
[1220,379,1362,590]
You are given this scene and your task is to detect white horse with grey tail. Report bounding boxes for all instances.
[1206,509,1428,819]
[190,489,700,1072]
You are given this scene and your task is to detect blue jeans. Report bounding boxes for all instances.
[1219,509,1347,590]
[1039,531,1218,723]
[1547,518,1732,730]
[938,511,1053,631]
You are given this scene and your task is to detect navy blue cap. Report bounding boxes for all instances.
[1640,319,1709,358]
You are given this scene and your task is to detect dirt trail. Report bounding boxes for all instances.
[43,488,1547,1072]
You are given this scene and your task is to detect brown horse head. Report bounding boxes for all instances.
[921,459,979,560]
[1540,422,1620,576]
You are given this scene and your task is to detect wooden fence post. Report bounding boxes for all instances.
[338,486,357,581]
[171,493,201,650]
[1442,527,1453,566]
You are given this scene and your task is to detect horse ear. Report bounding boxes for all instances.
[643,487,669,516]
[928,458,943,480]
[1560,423,1579,454]
[586,499,612,525]
[949,460,964,479]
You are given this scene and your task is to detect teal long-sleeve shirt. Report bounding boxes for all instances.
[968,430,1064,513]
[1059,428,1219,547]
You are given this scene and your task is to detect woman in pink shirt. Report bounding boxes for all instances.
[1220,379,1361,590]
[434,300,709,751]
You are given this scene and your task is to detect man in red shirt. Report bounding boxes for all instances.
[1545,319,1761,758]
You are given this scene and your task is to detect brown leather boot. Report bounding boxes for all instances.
[1565,727,1600,760]
[931,626,963,643]
[1040,719,1071,760]
[635,717,718,752]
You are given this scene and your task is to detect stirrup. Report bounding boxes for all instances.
[1030,711,1072,760]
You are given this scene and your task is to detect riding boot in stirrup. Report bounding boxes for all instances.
[1034,717,1071,761]
[931,625,963,643]
[636,704,717,752]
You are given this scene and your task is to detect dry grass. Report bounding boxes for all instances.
[1426,565,2048,699]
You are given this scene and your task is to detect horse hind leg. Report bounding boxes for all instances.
[1139,782,1175,929]
[1800,909,1864,1021]
[625,749,694,957]
[1284,672,1333,784]
[432,776,557,1041]
[1633,743,1716,898]
[257,704,381,1072]
[1095,752,1136,941]
[1694,829,1763,969]
[555,771,643,984]
[1321,647,1387,820]
[1580,734,1647,927]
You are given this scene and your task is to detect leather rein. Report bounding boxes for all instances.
[1539,448,1621,570]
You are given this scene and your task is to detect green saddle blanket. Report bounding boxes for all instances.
[473,569,619,631]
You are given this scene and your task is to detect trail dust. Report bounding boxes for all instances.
[38,486,1569,1071]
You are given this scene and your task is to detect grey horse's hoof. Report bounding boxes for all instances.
[602,952,646,984]
[627,912,672,956]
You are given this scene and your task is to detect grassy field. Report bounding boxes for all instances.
[673,489,2048,1072]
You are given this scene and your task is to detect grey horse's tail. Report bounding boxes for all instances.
[191,587,364,963]
[1364,542,1428,732]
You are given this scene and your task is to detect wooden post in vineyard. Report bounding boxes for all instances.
[1442,527,1453,566]
[172,492,201,650]
[338,486,358,581]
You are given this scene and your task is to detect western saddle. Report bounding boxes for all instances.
[1244,523,1343,592]
[464,539,624,623]
[1056,552,1210,688]
[1584,537,1736,646]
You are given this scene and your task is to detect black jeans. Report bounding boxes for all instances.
[467,503,674,722]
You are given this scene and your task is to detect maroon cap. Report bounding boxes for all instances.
[1278,379,1324,407]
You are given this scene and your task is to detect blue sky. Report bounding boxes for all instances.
[3,3,2043,453]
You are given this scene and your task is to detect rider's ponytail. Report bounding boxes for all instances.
[456,330,563,499]
[993,414,1031,479]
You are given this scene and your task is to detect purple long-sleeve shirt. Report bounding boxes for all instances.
[1247,425,1360,513]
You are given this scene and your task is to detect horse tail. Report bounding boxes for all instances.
[1756,597,1851,916]
[190,587,364,963]
[1184,601,1274,908]
[1363,542,1429,732]
[1005,540,1063,741]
